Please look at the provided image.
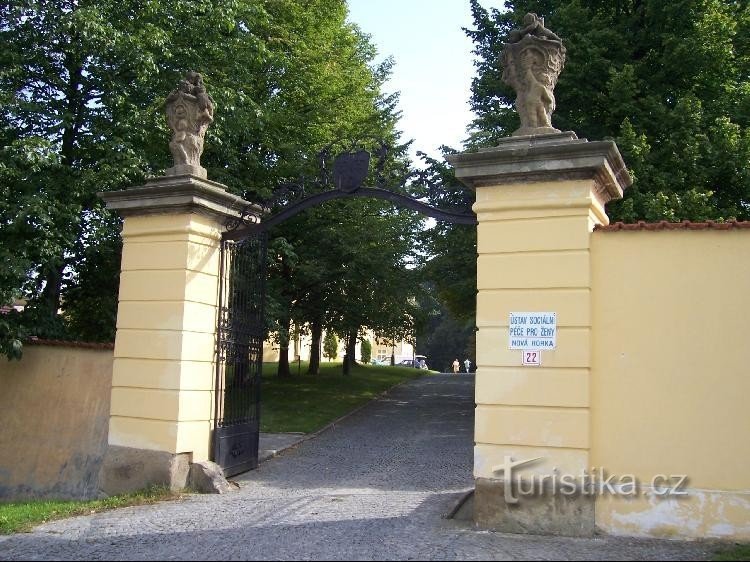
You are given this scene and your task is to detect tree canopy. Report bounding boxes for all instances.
[8,1,739,364]
[0,0,426,360]
[417,149,477,328]
[263,148,430,376]
[467,0,750,222]
[417,0,750,354]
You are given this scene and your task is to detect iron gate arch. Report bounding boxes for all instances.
[212,149,477,476]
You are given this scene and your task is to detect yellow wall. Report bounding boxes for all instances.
[0,345,113,500]
[591,229,750,539]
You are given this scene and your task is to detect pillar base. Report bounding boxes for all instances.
[99,445,191,495]
[166,164,207,179]
[473,478,595,537]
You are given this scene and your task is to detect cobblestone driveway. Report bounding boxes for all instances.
[0,374,714,560]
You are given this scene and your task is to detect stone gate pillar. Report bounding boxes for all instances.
[98,176,250,493]
[448,132,631,536]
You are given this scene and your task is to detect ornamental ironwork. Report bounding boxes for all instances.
[223,146,477,241]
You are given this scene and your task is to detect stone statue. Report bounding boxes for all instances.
[165,71,215,178]
[502,14,566,137]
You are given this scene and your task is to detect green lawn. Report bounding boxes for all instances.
[714,544,750,561]
[0,487,179,535]
[260,361,427,433]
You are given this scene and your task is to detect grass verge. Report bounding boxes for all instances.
[260,361,427,433]
[0,486,180,535]
[714,544,750,561]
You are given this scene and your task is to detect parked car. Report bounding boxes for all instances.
[399,356,429,370]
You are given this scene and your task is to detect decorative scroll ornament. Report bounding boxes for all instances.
[502,13,566,137]
[224,145,477,240]
[165,71,215,179]
[228,144,388,231]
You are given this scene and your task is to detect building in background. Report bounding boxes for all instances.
[263,327,415,365]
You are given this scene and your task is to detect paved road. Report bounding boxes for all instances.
[0,375,713,560]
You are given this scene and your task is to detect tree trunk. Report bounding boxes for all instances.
[277,318,291,378]
[347,331,358,365]
[343,353,350,376]
[342,329,358,376]
[39,260,65,322]
[37,55,84,326]
[307,319,322,375]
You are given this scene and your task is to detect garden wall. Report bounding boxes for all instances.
[0,341,114,500]
[591,223,750,539]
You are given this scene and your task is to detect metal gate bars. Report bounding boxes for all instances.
[211,148,477,476]
[213,233,267,477]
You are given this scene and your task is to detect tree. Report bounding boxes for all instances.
[270,192,426,377]
[416,299,475,374]
[265,143,428,377]
[0,0,410,358]
[360,339,372,364]
[62,212,122,342]
[466,0,750,222]
[323,331,339,361]
[417,280,476,372]
[417,149,477,327]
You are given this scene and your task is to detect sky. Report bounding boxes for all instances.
[346,0,507,163]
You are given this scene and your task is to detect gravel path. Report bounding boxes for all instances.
[0,374,714,560]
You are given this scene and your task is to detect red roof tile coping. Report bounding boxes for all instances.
[594,220,750,232]
[25,338,115,350]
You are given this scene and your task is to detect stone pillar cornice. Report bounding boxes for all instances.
[447,132,632,205]
[99,175,259,225]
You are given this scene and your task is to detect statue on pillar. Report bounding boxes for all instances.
[502,13,566,137]
[165,71,215,178]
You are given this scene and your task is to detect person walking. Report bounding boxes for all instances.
[464,358,472,373]
[452,358,460,374]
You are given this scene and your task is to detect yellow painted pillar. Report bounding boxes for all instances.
[99,175,252,493]
[448,132,631,536]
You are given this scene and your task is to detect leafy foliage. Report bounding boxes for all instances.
[417,149,477,327]
[466,0,750,222]
[62,212,122,343]
[0,0,425,359]
[416,294,475,374]
[360,339,372,364]
[263,141,429,376]
[323,331,339,361]
[420,0,750,342]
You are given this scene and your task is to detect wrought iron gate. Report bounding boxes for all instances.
[212,147,476,476]
[213,233,267,477]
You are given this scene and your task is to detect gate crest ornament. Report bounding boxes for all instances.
[223,146,477,240]
[502,13,566,137]
[165,71,215,179]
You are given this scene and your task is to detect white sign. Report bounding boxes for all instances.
[509,312,557,350]
[522,350,542,366]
